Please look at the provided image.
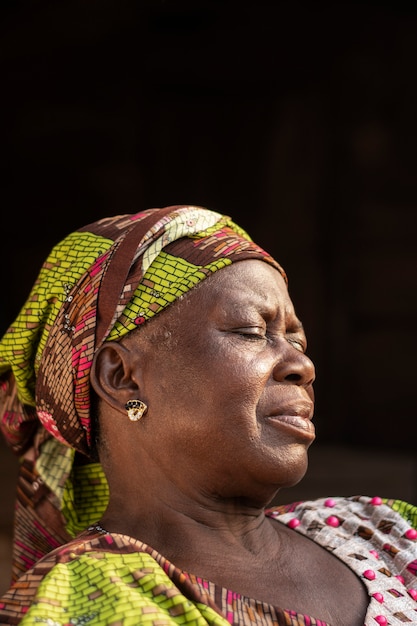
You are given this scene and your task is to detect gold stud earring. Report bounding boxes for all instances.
[125,399,148,421]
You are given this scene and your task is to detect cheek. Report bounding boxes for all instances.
[208,359,273,418]
[145,336,274,414]
[204,350,274,408]
[231,356,272,390]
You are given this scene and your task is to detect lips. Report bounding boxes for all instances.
[265,403,315,438]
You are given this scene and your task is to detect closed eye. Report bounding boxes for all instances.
[286,336,306,353]
[235,328,266,341]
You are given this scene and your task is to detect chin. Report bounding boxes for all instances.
[276,447,310,488]
[284,471,308,489]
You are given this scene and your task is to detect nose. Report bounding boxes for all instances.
[272,344,316,387]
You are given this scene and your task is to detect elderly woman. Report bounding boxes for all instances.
[0,205,416,626]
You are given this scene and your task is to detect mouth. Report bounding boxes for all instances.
[265,406,315,441]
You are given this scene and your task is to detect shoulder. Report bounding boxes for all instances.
[266,496,417,621]
[0,534,168,623]
[266,495,417,579]
[0,531,228,626]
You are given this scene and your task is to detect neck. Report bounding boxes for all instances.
[99,485,278,562]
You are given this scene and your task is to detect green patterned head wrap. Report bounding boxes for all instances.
[0,205,286,459]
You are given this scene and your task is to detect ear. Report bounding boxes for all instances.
[90,341,143,415]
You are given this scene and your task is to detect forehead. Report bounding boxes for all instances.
[200,259,289,303]
[178,259,300,331]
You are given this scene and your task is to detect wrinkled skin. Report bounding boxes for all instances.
[91,260,368,625]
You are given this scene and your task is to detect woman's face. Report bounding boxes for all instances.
[130,259,316,503]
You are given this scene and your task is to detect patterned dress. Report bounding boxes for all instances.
[1,496,416,625]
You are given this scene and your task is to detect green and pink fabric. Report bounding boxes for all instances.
[0,497,416,625]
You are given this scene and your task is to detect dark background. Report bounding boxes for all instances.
[1,0,416,459]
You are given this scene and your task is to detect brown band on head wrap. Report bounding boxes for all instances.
[95,206,176,346]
